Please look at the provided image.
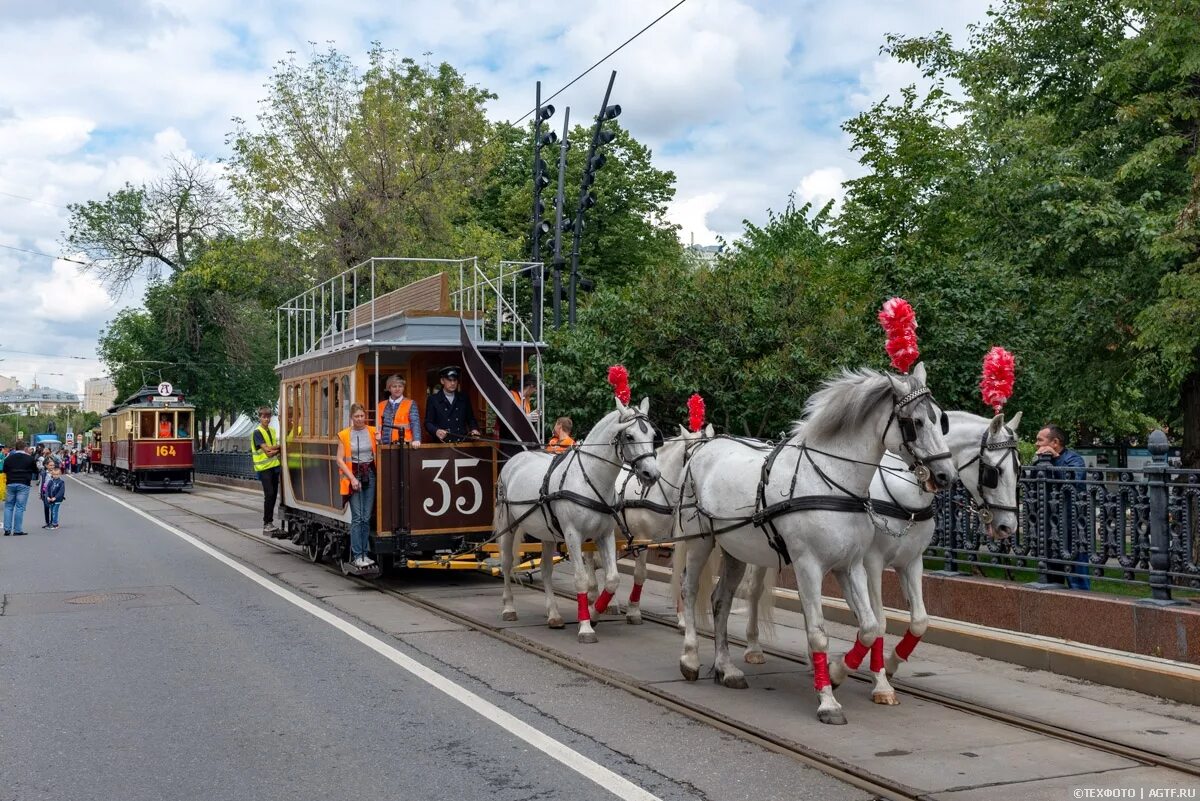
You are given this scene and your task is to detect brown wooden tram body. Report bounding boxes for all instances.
[277,268,539,570]
[99,387,195,491]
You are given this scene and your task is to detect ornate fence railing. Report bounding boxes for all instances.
[194,452,256,481]
[929,465,1200,598]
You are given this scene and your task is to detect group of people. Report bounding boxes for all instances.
[249,366,579,570]
[1,441,68,536]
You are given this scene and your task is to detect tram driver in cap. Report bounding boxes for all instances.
[425,366,481,443]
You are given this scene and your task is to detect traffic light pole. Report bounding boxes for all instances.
[530,82,545,339]
[569,70,617,327]
[551,107,570,329]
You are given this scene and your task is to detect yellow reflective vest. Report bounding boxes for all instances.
[251,425,281,472]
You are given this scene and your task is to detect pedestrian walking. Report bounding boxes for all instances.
[3,440,37,536]
[45,467,65,529]
[250,406,282,536]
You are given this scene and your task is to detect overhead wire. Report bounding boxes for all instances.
[0,242,88,266]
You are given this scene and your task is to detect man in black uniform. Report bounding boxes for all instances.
[425,366,481,443]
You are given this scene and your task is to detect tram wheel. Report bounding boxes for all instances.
[306,531,322,563]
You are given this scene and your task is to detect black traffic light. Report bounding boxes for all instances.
[568,70,622,326]
[529,83,557,338]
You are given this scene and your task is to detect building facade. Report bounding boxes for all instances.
[0,386,81,415]
[84,376,118,414]
[0,375,19,393]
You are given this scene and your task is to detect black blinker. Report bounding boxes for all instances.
[980,463,1000,490]
[940,412,950,436]
[899,417,917,443]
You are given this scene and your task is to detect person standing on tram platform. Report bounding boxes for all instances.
[337,403,377,569]
[251,406,282,536]
[376,374,421,448]
[425,366,480,443]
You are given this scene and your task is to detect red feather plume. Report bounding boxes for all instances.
[687,393,706,433]
[980,347,1016,413]
[607,365,631,405]
[878,297,920,374]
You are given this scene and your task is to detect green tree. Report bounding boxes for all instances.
[227,44,501,278]
[837,0,1200,460]
[545,199,875,436]
[64,155,234,292]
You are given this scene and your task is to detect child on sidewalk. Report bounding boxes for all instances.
[45,467,66,530]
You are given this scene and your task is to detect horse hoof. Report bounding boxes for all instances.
[828,658,847,688]
[873,692,900,706]
[501,610,518,622]
[744,651,766,665]
[718,672,749,690]
[548,617,564,629]
[577,630,598,644]
[680,664,700,682]
[625,613,643,625]
[817,708,848,725]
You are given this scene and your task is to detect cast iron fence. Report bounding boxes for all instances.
[930,465,1200,599]
[194,451,257,481]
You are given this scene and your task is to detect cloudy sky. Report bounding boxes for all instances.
[0,0,992,396]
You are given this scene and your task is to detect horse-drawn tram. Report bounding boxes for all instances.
[99,385,195,490]
[274,258,549,576]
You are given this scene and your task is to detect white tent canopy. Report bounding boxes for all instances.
[213,414,278,453]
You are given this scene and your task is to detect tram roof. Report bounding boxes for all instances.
[105,385,193,413]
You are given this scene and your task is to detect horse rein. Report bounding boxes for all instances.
[884,385,953,484]
[953,428,1020,524]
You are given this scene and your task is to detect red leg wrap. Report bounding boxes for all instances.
[594,588,614,614]
[870,636,885,673]
[895,630,921,661]
[577,592,590,622]
[843,638,869,669]
[629,583,643,604]
[812,652,831,691]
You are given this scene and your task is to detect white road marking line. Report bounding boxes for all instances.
[71,477,662,801]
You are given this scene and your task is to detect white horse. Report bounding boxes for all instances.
[496,397,662,643]
[738,410,1022,705]
[612,424,713,625]
[674,365,955,724]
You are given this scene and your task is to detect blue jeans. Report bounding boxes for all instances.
[4,483,30,532]
[50,501,62,527]
[349,469,375,560]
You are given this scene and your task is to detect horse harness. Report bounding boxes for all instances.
[687,387,949,566]
[497,412,657,543]
[953,427,1020,524]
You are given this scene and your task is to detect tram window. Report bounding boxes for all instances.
[330,377,341,434]
[340,375,351,429]
[286,384,299,436]
[176,411,191,439]
[139,411,155,438]
[309,380,319,437]
[300,382,310,437]
[320,379,330,437]
[158,413,174,438]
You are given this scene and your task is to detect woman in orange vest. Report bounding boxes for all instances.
[336,403,377,569]
[510,374,540,423]
[546,417,575,453]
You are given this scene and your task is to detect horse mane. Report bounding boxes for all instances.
[793,367,899,442]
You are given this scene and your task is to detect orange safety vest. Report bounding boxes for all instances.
[376,398,414,443]
[159,420,173,438]
[336,425,378,496]
[546,435,575,454]
[510,389,533,414]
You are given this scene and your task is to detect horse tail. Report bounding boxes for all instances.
[756,567,779,643]
[694,547,721,628]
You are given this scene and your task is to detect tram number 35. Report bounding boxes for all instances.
[155,445,178,457]
[421,458,483,517]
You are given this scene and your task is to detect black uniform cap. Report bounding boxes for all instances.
[440,366,462,379]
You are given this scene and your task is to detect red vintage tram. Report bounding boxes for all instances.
[99,385,195,491]
[87,427,102,467]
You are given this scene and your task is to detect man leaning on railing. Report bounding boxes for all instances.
[1033,424,1090,590]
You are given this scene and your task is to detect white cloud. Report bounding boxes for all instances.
[667,191,725,246]
[33,258,116,323]
[796,167,848,213]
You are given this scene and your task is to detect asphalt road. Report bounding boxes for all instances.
[0,477,867,801]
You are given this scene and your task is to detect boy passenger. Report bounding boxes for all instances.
[546,417,575,454]
[376,374,421,447]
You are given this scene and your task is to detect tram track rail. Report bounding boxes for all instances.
[129,482,1200,796]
